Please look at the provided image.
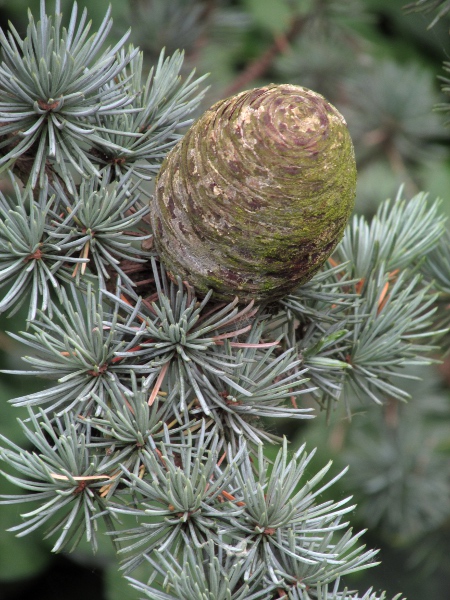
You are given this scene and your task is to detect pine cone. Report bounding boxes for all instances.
[152,84,356,301]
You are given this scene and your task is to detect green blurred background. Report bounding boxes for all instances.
[1,0,450,598]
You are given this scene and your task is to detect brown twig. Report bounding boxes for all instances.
[223,15,307,97]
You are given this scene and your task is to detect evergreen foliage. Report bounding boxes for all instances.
[0,2,449,599]
[405,0,450,27]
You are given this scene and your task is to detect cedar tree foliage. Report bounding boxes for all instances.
[0,2,446,599]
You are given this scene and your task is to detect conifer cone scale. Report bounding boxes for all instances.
[152,84,356,301]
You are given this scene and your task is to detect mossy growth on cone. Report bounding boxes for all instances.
[152,84,356,302]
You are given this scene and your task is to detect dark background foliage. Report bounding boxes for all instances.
[1,0,450,599]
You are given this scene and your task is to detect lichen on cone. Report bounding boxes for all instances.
[152,83,356,302]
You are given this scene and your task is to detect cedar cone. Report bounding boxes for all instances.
[152,84,356,302]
